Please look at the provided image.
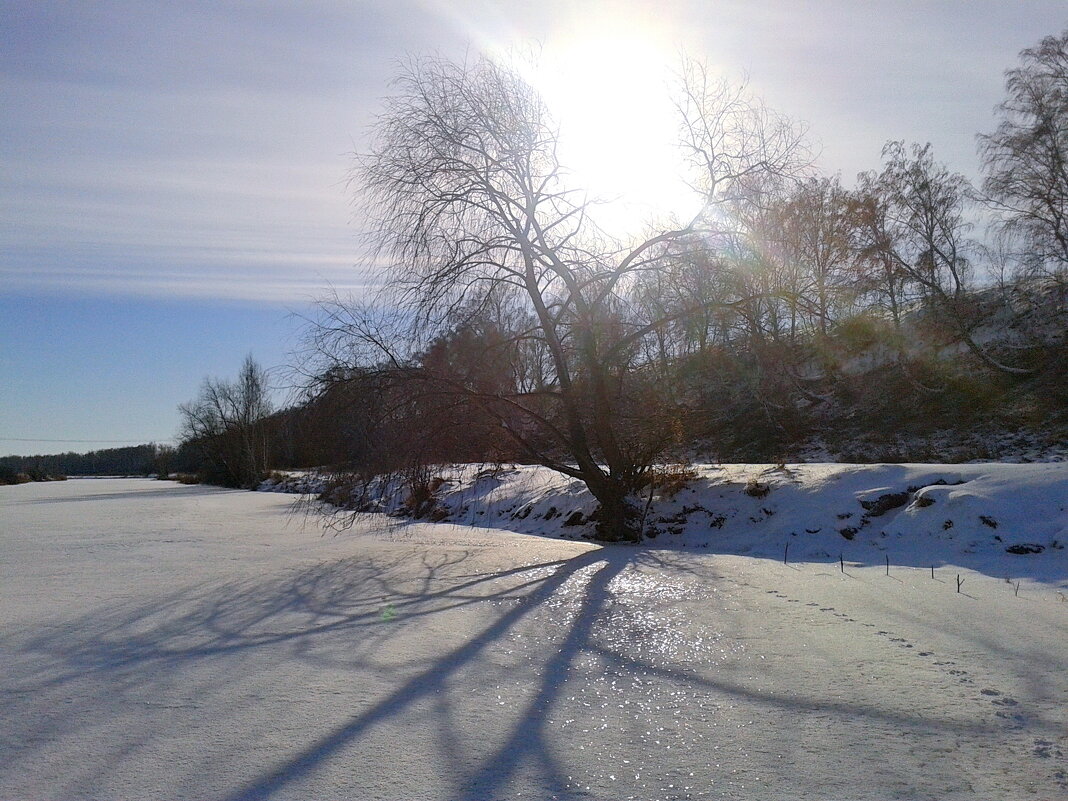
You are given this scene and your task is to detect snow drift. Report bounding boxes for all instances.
[263,462,1068,582]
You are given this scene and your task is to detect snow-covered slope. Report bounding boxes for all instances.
[264,462,1068,583]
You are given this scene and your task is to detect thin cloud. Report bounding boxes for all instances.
[3,1,1067,303]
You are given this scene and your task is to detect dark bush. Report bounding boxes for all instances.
[0,465,23,485]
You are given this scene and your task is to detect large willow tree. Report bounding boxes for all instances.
[317,54,806,541]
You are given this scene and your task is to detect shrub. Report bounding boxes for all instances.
[0,466,64,483]
[744,478,771,498]
[833,313,891,354]
[647,465,700,498]
[404,474,448,517]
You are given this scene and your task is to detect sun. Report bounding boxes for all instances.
[527,32,704,241]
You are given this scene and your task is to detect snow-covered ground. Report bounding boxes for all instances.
[2,474,1067,800]
[268,462,1068,583]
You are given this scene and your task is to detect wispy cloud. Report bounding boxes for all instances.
[0,1,440,303]
[3,0,1067,303]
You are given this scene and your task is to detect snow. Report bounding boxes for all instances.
[287,462,1068,583]
[2,473,1067,799]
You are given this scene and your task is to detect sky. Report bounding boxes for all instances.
[2,0,1065,456]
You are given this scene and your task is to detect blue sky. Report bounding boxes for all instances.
[2,1,1066,455]
[0,294,304,450]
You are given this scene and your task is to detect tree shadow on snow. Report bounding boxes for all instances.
[1,544,1021,800]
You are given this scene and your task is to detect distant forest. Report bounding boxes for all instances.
[0,444,167,483]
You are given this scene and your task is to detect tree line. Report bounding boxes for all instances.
[176,30,1068,540]
[0,443,168,483]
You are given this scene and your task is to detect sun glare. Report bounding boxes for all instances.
[529,32,703,240]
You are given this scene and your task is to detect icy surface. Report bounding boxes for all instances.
[2,477,1067,799]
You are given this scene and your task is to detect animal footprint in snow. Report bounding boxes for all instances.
[1031,738,1065,759]
[991,696,1019,707]
[995,710,1026,726]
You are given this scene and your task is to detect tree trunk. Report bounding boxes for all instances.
[588,478,642,543]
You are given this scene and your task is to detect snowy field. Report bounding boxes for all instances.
[2,474,1067,800]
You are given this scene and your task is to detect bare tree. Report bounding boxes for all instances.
[855,141,1031,376]
[179,355,273,488]
[673,61,810,217]
[311,53,808,541]
[979,28,1068,284]
[775,175,856,338]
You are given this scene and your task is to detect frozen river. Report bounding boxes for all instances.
[1,478,1066,800]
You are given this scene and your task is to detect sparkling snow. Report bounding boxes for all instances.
[2,473,1067,799]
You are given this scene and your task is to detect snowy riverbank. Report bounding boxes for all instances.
[3,477,1066,799]
[263,462,1068,584]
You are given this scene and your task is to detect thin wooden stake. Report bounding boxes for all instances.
[839,554,845,573]
[1013,580,1021,597]
[784,542,789,564]
[931,565,935,579]
[956,574,965,593]
[885,554,890,576]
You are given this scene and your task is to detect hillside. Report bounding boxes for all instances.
[264,461,1068,584]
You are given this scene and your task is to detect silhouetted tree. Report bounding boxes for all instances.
[979,28,1068,284]
[311,54,808,541]
[178,355,273,487]
[856,141,1031,376]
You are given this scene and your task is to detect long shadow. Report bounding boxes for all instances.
[455,553,623,800]
[1,547,607,796]
[222,548,616,801]
[221,545,1003,800]
[2,532,1025,800]
[4,552,576,688]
